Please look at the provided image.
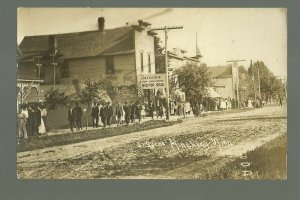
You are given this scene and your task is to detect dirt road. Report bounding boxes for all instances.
[17,105,287,179]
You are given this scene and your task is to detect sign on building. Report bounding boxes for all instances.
[137,74,167,89]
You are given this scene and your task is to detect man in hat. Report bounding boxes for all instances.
[74,102,83,130]
[91,102,99,128]
[130,101,136,123]
[115,102,123,126]
[67,103,76,133]
[107,101,113,126]
[148,100,155,119]
[123,101,131,125]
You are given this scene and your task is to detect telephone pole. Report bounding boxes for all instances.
[251,60,256,100]
[257,61,261,99]
[227,60,246,109]
[151,25,183,120]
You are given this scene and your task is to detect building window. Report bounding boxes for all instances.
[148,54,151,73]
[61,63,69,78]
[140,52,144,72]
[106,56,114,74]
[35,64,45,80]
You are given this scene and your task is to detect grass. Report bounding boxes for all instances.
[17,119,183,152]
[204,134,287,180]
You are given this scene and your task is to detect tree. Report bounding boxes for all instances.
[154,36,165,73]
[79,79,107,107]
[248,61,285,102]
[174,63,211,104]
[44,88,69,110]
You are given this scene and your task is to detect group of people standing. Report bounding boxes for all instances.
[17,103,48,139]
[90,101,145,128]
[67,102,83,133]
[91,101,113,128]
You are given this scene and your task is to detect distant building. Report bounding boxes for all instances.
[207,65,247,99]
[167,48,201,101]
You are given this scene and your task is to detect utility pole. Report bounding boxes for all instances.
[50,54,57,85]
[35,56,42,79]
[226,60,246,109]
[251,60,256,100]
[257,61,261,99]
[151,25,183,120]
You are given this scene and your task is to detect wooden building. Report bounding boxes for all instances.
[17,18,157,128]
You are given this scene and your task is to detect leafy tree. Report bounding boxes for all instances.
[79,79,107,108]
[174,63,211,104]
[154,36,165,73]
[248,61,285,102]
[44,88,68,110]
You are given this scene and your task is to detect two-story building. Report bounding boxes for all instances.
[17,18,157,128]
[207,65,247,99]
[167,48,201,101]
[18,18,157,101]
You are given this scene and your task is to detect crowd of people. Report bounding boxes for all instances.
[17,103,48,139]
[199,97,267,112]
[17,94,283,136]
[65,98,196,133]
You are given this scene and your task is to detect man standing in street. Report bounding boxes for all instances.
[74,102,83,130]
[148,100,155,119]
[91,102,99,128]
[123,101,131,125]
[115,103,123,126]
[101,103,108,128]
[68,103,76,133]
[107,102,113,126]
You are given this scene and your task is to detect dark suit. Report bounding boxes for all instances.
[130,104,136,123]
[100,106,108,127]
[149,102,155,119]
[74,106,83,130]
[28,108,41,137]
[68,108,76,132]
[136,104,142,122]
[115,105,123,123]
[107,105,113,126]
[123,105,131,125]
[91,106,99,128]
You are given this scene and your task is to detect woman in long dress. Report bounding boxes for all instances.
[18,107,28,139]
[38,106,46,135]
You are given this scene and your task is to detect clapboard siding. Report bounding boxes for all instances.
[213,77,234,98]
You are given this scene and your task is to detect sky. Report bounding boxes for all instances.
[17,8,287,77]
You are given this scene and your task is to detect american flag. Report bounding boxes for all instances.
[137,82,143,100]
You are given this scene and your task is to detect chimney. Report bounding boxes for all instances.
[98,17,105,32]
[138,20,151,30]
[48,35,57,55]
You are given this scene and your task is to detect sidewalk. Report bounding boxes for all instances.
[43,108,254,137]
[45,114,191,137]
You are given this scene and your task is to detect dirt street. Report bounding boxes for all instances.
[17,105,287,179]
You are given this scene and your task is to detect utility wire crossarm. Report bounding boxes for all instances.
[150,25,183,120]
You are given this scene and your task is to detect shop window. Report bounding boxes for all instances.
[140,52,144,72]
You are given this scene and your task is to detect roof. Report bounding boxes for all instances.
[207,65,232,78]
[205,87,222,98]
[19,26,135,60]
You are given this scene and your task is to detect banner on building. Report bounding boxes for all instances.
[137,74,167,89]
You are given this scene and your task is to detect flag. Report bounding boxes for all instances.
[137,82,143,101]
